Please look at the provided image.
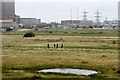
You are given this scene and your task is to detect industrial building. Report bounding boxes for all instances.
[0,0,17,29]
[101,20,118,29]
[0,19,17,28]
[0,0,2,19]
[19,18,41,28]
[0,0,43,29]
[118,1,120,27]
[0,0,15,20]
[61,20,94,28]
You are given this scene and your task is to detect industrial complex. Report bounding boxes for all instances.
[0,0,119,30]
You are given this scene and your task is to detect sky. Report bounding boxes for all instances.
[15,0,119,23]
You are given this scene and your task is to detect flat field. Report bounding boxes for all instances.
[2,28,119,79]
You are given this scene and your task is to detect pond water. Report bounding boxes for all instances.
[38,68,98,76]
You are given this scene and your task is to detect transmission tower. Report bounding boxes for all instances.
[95,10,101,25]
[83,9,88,20]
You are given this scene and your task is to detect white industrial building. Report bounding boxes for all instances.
[0,19,17,28]
[0,0,17,29]
[19,18,41,28]
[61,20,94,28]
[0,0,44,29]
[99,20,118,29]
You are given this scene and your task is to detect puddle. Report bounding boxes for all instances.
[38,68,98,76]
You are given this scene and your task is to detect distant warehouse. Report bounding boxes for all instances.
[0,19,17,28]
[61,20,94,28]
[19,18,41,28]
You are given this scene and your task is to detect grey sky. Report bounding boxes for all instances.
[15,0,119,23]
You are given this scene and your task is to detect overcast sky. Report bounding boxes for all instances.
[15,0,119,23]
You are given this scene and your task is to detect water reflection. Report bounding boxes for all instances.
[38,68,98,76]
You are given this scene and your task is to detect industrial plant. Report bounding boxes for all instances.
[1,0,119,79]
[0,0,119,30]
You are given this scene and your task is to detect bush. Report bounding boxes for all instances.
[117,70,120,74]
[89,26,93,29]
[35,28,38,30]
[6,28,13,31]
[23,32,35,37]
[112,41,116,44]
[49,31,52,33]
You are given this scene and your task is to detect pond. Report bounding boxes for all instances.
[38,68,99,76]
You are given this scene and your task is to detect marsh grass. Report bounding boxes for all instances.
[2,29,119,79]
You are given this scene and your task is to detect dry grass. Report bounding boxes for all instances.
[2,29,119,79]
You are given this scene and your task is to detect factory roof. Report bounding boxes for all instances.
[0,19,13,22]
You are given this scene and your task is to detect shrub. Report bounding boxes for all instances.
[35,28,38,30]
[81,61,88,64]
[89,26,93,29]
[64,32,68,34]
[49,31,52,33]
[6,28,13,31]
[117,70,120,74]
[23,32,35,37]
[102,55,107,58]
[112,41,116,44]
